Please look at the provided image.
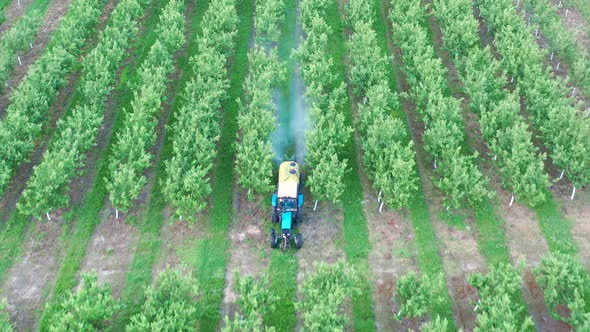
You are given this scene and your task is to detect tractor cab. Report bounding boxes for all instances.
[271,161,304,249]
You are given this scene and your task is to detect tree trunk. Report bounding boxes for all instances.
[46,212,51,221]
[509,195,514,207]
[377,190,382,202]
[559,170,564,180]
[434,159,437,169]
[313,200,318,211]
[379,201,384,213]
[116,209,119,219]
[17,56,22,66]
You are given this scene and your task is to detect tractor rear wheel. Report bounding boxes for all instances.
[294,234,303,249]
[270,230,277,248]
[272,209,279,223]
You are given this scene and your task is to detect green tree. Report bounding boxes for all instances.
[0,299,13,332]
[47,273,120,331]
[222,274,276,332]
[394,272,444,320]
[126,269,200,331]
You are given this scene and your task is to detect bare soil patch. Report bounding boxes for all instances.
[554,0,590,49]
[79,213,139,298]
[2,220,64,331]
[152,208,205,276]
[221,190,269,320]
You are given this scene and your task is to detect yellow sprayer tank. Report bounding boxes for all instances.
[277,161,300,198]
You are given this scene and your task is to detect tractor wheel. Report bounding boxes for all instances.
[296,208,303,224]
[272,209,279,223]
[270,230,277,248]
[294,234,303,249]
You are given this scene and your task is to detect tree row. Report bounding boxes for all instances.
[0,10,42,89]
[235,0,285,198]
[432,0,549,206]
[478,0,590,196]
[18,0,154,220]
[523,0,590,99]
[162,0,238,220]
[389,0,491,209]
[0,0,103,197]
[294,0,352,205]
[345,0,418,210]
[105,0,186,216]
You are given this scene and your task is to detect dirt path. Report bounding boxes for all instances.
[0,0,75,113]
[221,191,270,320]
[0,0,33,34]
[554,0,590,50]
[554,183,590,270]
[2,221,64,331]
[79,214,139,298]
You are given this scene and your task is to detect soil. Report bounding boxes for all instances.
[2,220,64,331]
[221,190,270,320]
[0,0,33,34]
[152,208,205,276]
[555,0,590,50]
[78,213,139,298]
[522,271,571,331]
[555,187,590,270]
[0,0,75,116]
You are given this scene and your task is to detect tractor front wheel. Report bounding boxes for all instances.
[270,230,277,248]
[272,209,279,223]
[294,234,303,249]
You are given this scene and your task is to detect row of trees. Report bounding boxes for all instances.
[0,10,42,88]
[478,0,590,193]
[43,269,200,330]
[222,273,276,331]
[523,0,590,96]
[105,0,186,215]
[295,0,352,205]
[432,0,549,206]
[162,0,238,220]
[18,0,153,220]
[389,0,491,209]
[235,0,285,198]
[346,0,418,210]
[0,0,103,197]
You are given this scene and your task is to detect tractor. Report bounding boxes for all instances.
[270,161,304,249]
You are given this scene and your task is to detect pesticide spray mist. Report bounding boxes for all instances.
[271,0,308,165]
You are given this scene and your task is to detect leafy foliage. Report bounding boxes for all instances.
[0,0,103,196]
[163,0,238,220]
[0,299,13,332]
[346,0,418,210]
[389,0,492,209]
[126,269,200,331]
[394,272,444,320]
[535,253,590,328]
[0,10,43,88]
[47,273,120,331]
[432,0,549,206]
[478,0,590,189]
[106,0,186,213]
[295,0,352,204]
[19,0,153,219]
[222,274,276,332]
[296,261,358,331]
[254,0,284,45]
[468,263,534,331]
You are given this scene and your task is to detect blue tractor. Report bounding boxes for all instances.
[271,161,304,249]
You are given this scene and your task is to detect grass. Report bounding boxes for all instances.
[326,2,375,330]
[265,0,298,330]
[36,0,167,329]
[195,0,253,329]
[0,0,109,286]
[111,0,206,328]
[534,195,577,255]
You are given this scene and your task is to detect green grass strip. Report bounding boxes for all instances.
[372,0,456,326]
[265,0,298,330]
[36,1,168,330]
[325,2,375,330]
[196,0,253,329]
[112,0,208,328]
[0,0,108,286]
[534,197,577,255]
